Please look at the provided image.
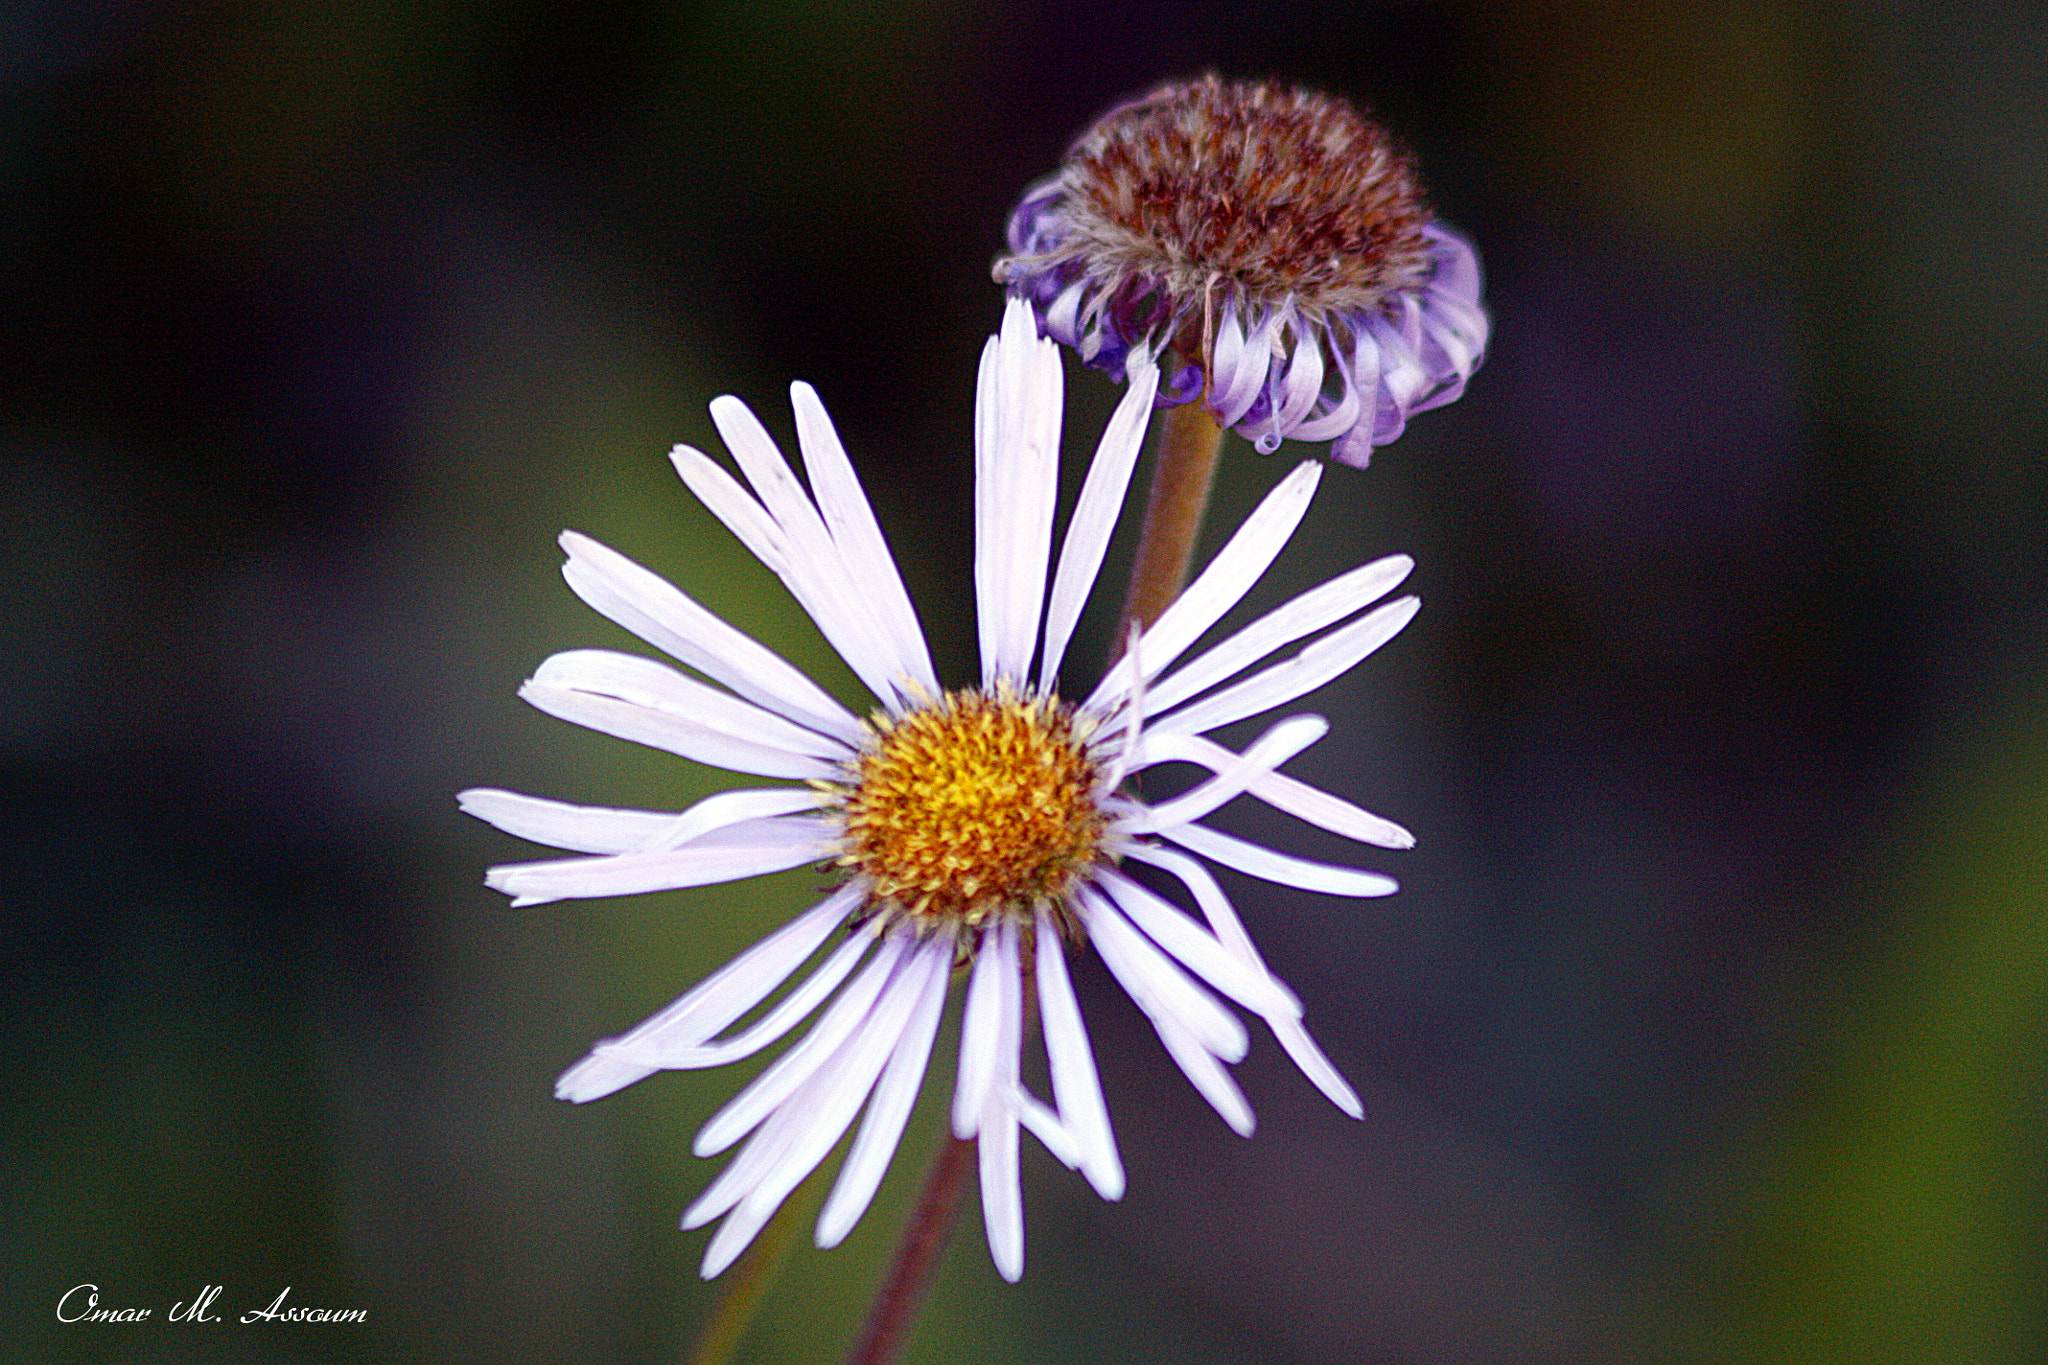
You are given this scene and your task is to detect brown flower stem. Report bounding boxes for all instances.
[1116,397,1227,649]
[685,1174,814,1365]
[845,1134,975,1365]
[844,386,1227,1365]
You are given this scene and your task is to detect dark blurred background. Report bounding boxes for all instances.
[6,1,2045,1361]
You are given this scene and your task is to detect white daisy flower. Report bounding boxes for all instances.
[461,296,1420,1283]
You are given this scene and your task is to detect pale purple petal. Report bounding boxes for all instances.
[1163,820,1399,898]
[815,928,955,1248]
[485,817,833,907]
[555,886,861,1103]
[1035,907,1124,1199]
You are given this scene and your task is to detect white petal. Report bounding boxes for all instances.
[1164,821,1399,899]
[1264,1019,1364,1119]
[1094,868,1301,1018]
[1149,595,1420,739]
[1038,348,1158,690]
[692,931,909,1157]
[711,394,924,705]
[696,932,932,1271]
[1089,621,1148,799]
[1077,887,1246,1062]
[467,785,825,862]
[522,649,844,779]
[951,916,1017,1138]
[976,938,1027,1284]
[976,296,1064,685]
[1085,461,1323,718]
[1123,845,1361,1117]
[1035,908,1124,1199]
[978,1086,1025,1283]
[459,788,681,855]
[519,682,834,782]
[644,786,829,851]
[1142,554,1414,719]
[815,928,955,1248]
[667,440,794,577]
[685,1094,807,1233]
[1120,713,1328,834]
[1153,1011,1256,1137]
[603,916,875,1071]
[485,818,832,907]
[554,887,860,1103]
[671,439,905,709]
[789,381,940,695]
[558,531,861,745]
[1129,731,1415,849]
[1016,1089,1081,1170]
[531,649,851,763]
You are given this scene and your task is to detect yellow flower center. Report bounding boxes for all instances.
[837,688,1106,925]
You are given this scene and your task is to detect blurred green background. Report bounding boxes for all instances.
[4,1,2044,1360]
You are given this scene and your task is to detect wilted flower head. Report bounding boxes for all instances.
[995,74,1489,467]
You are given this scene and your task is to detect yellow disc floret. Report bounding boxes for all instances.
[836,687,1105,925]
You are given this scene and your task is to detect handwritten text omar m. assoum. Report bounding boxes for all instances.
[57,1284,365,1325]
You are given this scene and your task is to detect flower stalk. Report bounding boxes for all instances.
[843,385,1224,1365]
[844,1136,974,1365]
[1117,389,1227,645]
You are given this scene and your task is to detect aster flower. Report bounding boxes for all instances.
[995,74,1489,468]
[461,297,1420,1283]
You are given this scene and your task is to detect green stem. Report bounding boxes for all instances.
[685,1179,812,1365]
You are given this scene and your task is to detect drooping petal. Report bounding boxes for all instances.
[815,928,956,1248]
[554,887,862,1103]
[1077,886,1246,1063]
[607,921,876,1072]
[978,1084,1026,1283]
[694,933,934,1277]
[1126,845,1362,1117]
[1094,868,1301,1018]
[1016,1088,1082,1170]
[1151,1011,1256,1136]
[693,932,910,1157]
[976,921,1028,1282]
[1035,907,1124,1199]
[952,915,1019,1138]
[1211,304,1277,428]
